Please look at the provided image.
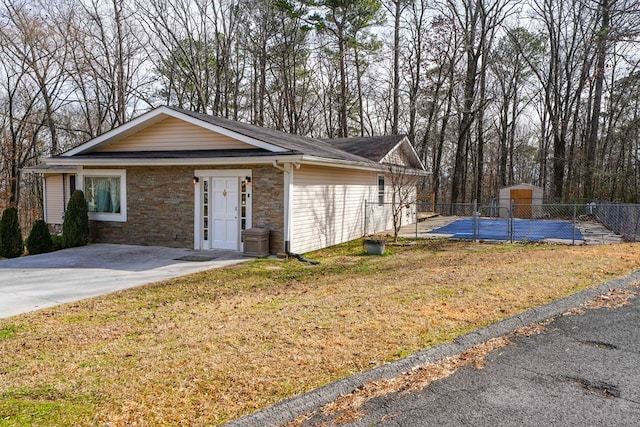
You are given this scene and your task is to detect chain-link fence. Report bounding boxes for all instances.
[364,200,638,244]
[591,203,640,242]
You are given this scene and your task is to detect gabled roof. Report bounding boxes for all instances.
[322,135,424,170]
[321,135,405,162]
[175,109,369,164]
[47,106,425,172]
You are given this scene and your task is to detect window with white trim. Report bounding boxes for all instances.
[378,175,385,206]
[82,170,127,222]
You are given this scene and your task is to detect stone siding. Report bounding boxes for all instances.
[89,166,195,248]
[87,164,285,253]
[251,165,284,254]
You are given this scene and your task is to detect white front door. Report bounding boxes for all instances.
[201,177,239,250]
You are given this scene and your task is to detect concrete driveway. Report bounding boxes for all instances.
[0,244,247,318]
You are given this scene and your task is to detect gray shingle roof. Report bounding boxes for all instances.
[55,106,419,169]
[320,135,406,163]
[173,108,372,164]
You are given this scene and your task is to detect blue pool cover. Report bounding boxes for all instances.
[430,218,583,241]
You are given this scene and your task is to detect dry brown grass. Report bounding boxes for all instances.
[286,336,512,427]
[564,286,639,315]
[287,280,640,426]
[1,240,639,426]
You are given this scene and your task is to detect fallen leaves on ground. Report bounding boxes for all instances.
[1,240,639,426]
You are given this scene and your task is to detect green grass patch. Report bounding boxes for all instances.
[0,386,97,426]
[0,325,17,340]
[0,398,95,426]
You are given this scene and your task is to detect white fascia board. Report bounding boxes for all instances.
[384,163,430,176]
[380,137,425,170]
[45,153,428,175]
[46,154,304,167]
[300,156,429,176]
[63,106,288,156]
[23,165,79,174]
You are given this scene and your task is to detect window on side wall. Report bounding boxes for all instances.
[378,175,385,206]
[82,170,127,222]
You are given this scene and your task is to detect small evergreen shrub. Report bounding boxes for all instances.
[0,206,23,258]
[26,220,53,255]
[63,190,89,248]
[51,235,66,251]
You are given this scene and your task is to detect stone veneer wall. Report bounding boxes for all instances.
[88,166,194,247]
[88,164,285,253]
[251,164,285,254]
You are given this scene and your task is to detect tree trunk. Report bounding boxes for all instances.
[337,23,348,137]
[391,0,400,134]
[584,0,610,199]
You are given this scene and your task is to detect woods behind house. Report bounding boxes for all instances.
[1,0,639,227]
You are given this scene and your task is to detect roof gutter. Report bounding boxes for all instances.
[299,156,429,175]
[43,155,304,167]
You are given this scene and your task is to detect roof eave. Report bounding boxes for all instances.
[44,154,304,167]
[380,136,425,170]
[300,155,428,175]
[22,165,79,174]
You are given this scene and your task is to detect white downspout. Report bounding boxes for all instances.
[193,176,201,250]
[273,161,299,254]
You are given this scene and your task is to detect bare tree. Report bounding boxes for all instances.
[138,0,243,117]
[488,28,543,189]
[384,163,423,241]
[64,0,147,139]
[311,0,385,137]
[382,0,410,135]
[528,0,597,200]
[439,0,513,204]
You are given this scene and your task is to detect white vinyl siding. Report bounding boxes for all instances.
[384,147,413,166]
[45,175,65,224]
[381,140,422,168]
[44,174,76,225]
[291,166,396,254]
[96,117,254,152]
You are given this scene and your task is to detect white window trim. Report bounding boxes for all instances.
[78,169,127,222]
[377,175,385,206]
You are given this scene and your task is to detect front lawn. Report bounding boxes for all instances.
[1,240,639,426]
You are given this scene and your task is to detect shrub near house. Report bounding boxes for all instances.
[63,190,90,248]
[0,206,23,258]
[27,219,53,255]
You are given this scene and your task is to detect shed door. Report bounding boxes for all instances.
[511,189,532,219]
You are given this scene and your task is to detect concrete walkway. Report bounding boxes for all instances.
[0,244,247,318]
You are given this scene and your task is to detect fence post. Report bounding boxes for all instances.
[415,202,418,238]
[572,203,576,245]
[634,206,640,242]
[472,199,478,242]
[510,199,514,243]
[364,199,368,236]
